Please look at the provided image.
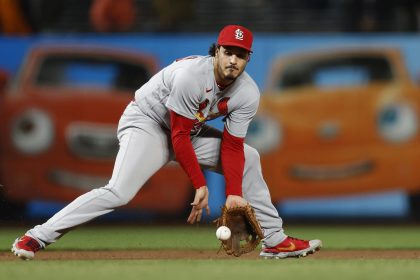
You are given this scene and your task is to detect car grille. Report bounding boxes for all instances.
[49,169,109,190]
[67,123,119,160]
[291,159,374,180]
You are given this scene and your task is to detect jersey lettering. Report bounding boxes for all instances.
[207,97,230,121]
[217,97,229,115]
[194,99,209,122]
[192,99,209,133]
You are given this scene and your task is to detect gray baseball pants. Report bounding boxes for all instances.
[27,102,286,247]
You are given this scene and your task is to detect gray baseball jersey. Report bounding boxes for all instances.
[134,55,260,137]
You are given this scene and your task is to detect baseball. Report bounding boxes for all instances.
[216,226,231,241]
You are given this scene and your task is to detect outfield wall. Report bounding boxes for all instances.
[1,34,419,220]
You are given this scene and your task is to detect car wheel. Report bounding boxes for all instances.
[0,190,26,222]
[408,192,420,220]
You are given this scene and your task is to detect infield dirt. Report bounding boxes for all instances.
[2,249,420,260]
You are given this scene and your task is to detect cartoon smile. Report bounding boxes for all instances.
[290,159,374,180]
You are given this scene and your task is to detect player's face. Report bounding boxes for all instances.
[214,46,250,86]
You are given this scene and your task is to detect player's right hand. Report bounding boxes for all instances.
[187,186,210,224]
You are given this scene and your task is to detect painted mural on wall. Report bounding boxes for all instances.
[1,35,420,218]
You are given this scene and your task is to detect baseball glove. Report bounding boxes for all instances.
[216,204,264,257]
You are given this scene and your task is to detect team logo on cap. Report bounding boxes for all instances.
[235,29,244,40]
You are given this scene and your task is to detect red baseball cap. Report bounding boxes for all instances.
[217,25,253,52]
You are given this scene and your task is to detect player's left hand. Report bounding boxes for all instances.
[225,195,248,208]
[187,185,210,224]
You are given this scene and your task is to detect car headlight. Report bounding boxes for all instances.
[11,109,54,155]
[245,114,282,153]
[377,102,418,143]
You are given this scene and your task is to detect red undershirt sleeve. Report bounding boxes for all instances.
[170,110,206,189]
[221,128,245,196]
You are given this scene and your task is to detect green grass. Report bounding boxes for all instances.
[2,224,420,251]
[1,259,420,280]
[1,225,420,280]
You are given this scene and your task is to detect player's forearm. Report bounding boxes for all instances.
[221,129,245,196]
[170,110,206,188]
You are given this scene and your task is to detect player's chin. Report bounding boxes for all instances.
[224,72,239,81]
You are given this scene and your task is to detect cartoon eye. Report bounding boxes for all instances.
[11,109,54,155]
[377,102,418,143]
[245,114,282,153]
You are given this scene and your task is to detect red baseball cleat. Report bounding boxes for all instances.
[260,236,322,259]
[11,235,44,260]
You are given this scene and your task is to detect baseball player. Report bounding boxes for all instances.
[12,25,322,260]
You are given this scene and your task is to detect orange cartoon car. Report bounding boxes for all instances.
[246,47,420,216]
[0,45,190,215]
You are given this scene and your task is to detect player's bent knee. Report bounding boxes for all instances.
[101,187,135,207]
[244,145,261,166]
